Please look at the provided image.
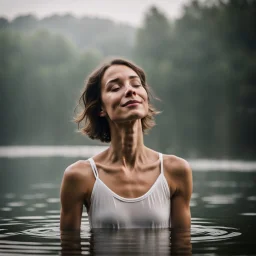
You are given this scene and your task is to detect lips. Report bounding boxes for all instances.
[122,100,141,107]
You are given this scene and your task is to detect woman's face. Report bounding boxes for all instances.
[100,64,149,124]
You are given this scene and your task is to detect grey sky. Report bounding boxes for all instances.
[0,0,191,26]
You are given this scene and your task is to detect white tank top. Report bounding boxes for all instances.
[87,153,171,229]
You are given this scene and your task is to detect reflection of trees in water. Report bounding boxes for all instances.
[61,228,191,256]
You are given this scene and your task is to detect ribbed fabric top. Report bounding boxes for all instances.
[87,153,171,229]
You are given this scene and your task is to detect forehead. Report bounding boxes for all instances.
[101,64,139,86]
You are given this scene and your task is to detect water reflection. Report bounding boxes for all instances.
[1,157,255,255]
[7,201,26,207]
[202,193,242,205]
[208,181,254,188]
[4,193,16,199]
[60,228,192,256]
[0,215,242,255]
[240,213,256,216]
[247,196,256,201]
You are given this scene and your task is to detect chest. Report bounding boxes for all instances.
[89,175,171,228]
[97,165,161,198]
[91,194,171,228]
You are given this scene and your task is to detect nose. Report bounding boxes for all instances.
[124,84,136,97]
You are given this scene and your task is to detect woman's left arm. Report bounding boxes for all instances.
[167,157,193,228]
[168,158,192,255]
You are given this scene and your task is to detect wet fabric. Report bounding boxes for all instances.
[87,153,171,229]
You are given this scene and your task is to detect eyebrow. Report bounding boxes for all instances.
[106,75,140,87]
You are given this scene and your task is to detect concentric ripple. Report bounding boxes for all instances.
[21,219,241,243]
[23,223,91,239]
[191,224,241,243]
[0,214,241,246]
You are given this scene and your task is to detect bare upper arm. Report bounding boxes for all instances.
[164,155,193,229]
[60,160,93,231]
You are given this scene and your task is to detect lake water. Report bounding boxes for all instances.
[0,146,256,255]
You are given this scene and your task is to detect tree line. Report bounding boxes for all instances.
[1,0,255,159]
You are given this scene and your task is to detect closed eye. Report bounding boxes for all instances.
[110,86,120,92]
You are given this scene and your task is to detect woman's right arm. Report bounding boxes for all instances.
[60,162,87,231]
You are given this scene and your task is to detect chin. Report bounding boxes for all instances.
[117,113,147,123]
[110,109,148,123]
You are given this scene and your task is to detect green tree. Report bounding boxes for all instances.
[134,0,256,159]
[0,30,103,145]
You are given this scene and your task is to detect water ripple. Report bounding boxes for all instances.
[0,216,242,255]
[191,224,241,243]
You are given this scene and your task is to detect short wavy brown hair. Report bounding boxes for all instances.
[74,58,159,143]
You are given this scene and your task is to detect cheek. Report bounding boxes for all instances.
[141,86,148,98]
[143,92,150,113]
[141,89,149,105]
[144,101,149,114]
[102,95,120,114]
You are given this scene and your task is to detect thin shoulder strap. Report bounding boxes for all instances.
[159,153,164,174]
[88,158,99,178]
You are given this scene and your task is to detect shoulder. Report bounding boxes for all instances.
[64,160,91,177]
[61,160,95,193]
[163,154,192,178]
[63,160,91,181]
[163,154,192,195]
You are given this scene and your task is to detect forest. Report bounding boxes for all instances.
[0,0,255,159]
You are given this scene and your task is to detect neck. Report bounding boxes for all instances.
[108,120,146,168]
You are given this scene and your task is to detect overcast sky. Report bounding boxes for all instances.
[0,0,191,26]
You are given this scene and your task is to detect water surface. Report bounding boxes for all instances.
[0,153,255,255]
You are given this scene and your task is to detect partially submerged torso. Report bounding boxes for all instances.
[87,152,171,229]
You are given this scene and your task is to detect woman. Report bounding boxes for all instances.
[60,58,192,230]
